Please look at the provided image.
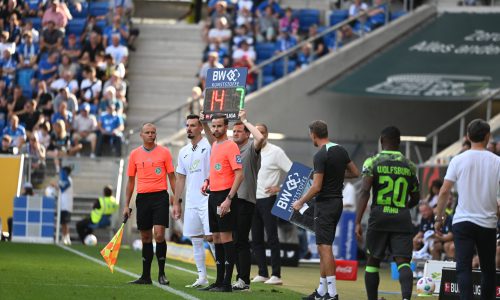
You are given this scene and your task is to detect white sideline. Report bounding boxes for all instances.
[58,245,200,300]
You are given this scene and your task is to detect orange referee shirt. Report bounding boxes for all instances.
[210,140,242,191]
[127,145,175,194]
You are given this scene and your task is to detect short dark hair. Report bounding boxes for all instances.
[233,121,250,133]
[186,114,201,125]
[211,114,228,125]
[103,185,113,197]
[62,166,72,176]
[467,119,490,143]
[308,120,328,139]
[380,126,401,147]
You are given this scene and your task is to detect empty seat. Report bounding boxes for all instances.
[330,9,349,26]
[273,59,297,78]
[296,9,320,33]
[66,18,86,36]
[255,42,277,61]
[90,2,109,17]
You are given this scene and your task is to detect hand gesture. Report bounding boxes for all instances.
[292,200,303,212]
[201,179,209,196]
[122,207,131,220]
[239,109,247,122]
[219,198,231,217]
[265,186,280,195]
[172,203,182,220]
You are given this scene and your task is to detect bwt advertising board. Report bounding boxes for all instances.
[272,162,357,260]
[204,68,248,121]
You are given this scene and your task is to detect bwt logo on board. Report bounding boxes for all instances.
[212,69,241,82]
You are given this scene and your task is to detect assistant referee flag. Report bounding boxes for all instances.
[101,212,130,273]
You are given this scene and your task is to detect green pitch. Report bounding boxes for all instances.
[0,242,425,299]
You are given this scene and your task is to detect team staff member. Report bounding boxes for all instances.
[200,114,244,292]
[172,114,213,288]
[435,119,500,300]
[124,123,176,285]
[252,123,292,286]
[292,120,359,300]
[355,126,420,300]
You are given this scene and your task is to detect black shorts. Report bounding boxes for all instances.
[136,190,169,231]
[314,199,343,245]
[60,210,71,224]
[366,229,413,259]
[208,189,236,233]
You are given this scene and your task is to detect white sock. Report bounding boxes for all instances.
[327,275,337,296]
[192,238,207,280]
[317,277,327,296]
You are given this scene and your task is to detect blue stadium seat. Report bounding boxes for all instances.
[296,9,320,33]
[262,75,276,87]
[96,19,107,30]
[330,9,349,26]
[66,18,86,36]
[25,18,42,31]
[390,10,407,21]
[273,59,297,79]
[90,2,109,17]
[70,2,89,18]
[255,42,277,61]
[262,63,273,76]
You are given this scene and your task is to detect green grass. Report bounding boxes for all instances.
[0,242,432,299]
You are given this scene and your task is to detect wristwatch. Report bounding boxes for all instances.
[227,194,234,201]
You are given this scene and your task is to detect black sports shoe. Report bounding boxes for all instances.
[209,285,232,292]
[322,293,338,300]
[302,290,324,300]
[158,274,169,285]
[198,282,220,291]
[129,277,152,285]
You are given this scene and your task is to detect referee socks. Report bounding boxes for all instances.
[156,240,167,276]
[215,243,225,285]
[222,241,236,287]
[142,242,154,279]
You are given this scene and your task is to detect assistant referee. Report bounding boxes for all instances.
[124,123,176,285]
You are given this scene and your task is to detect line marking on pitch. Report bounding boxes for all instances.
[58,245,200,300]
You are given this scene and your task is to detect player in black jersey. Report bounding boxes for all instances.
[355,126,420,300]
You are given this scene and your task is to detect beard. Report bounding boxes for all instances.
[214,131,224,138]
[187,133,194,139]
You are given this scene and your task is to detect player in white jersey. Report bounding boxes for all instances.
[173,114,213,288]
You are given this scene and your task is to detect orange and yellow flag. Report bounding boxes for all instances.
[100,223,125,273]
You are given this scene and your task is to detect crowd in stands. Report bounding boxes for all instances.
[0,0,138,176]
[197,0,397,92]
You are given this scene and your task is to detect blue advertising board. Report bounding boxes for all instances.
[205,67,248,89]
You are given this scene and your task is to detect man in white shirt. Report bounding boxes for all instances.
[436,119,500,300]
[251,123,292,285]
[50,70,79,95]
[208,17,232,51]
[80,66,102,104]
[73,103,98,158]
[172,114,213,288]
[198,52,223,90]
[105,34,129,65]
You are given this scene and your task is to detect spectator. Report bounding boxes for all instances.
[47,119,81,171]
[58,54,79,79]
[96,103,123,156]
[98,86,123,116]
[103,53,125,80]
[23,21,40,44]
[413,202,435,251]
[1,49,17,88]
[34,121,51,149]
[53,87,78,115]
[431,214,454,260]
[307,24,327,58]
[279,7,299,37]
[208,17,232,52]
[460,139,472,153]
[111,5,140,51]
[198,51,223,89]
[237,0,253,12]
[72,103,97,158]
[7,86,28,115]
[80,16,102,44]
[103,14,129,47]
[40,20,64,51]
[425,179,443,208]
[209,1,231,28]
[80,31,104,63]
[51,70,79,94]
[367,0,388,29]
[80,66,102,105]
[76,185,119,243]
[349,0,368,17]
[17,99,42,132]
[0,31,16,56]
[297,42,314,68]
[42,0,69,30]
[275,29,297,53]
[233,24,254,51]
[236,6,253,28]
[338,25,359,47]
[36,81,54,117]
[0,0,20,30]
[17,31,39,69]
[0,134,16,154]
[233,40,256,62]
[6,13,22,44]
[51,101,73,129]
[256,5,278,42]
[38,51,59,82]
[24,0,44,17]
[186,86,202,115]
[61,35,81,62]
[0,96,7,129]
[105,34,128,65]
[256,0,282,17]
[232,54,255,90]
[103,70,127,103]
[20,132,46,172]
[2,115,26,147]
